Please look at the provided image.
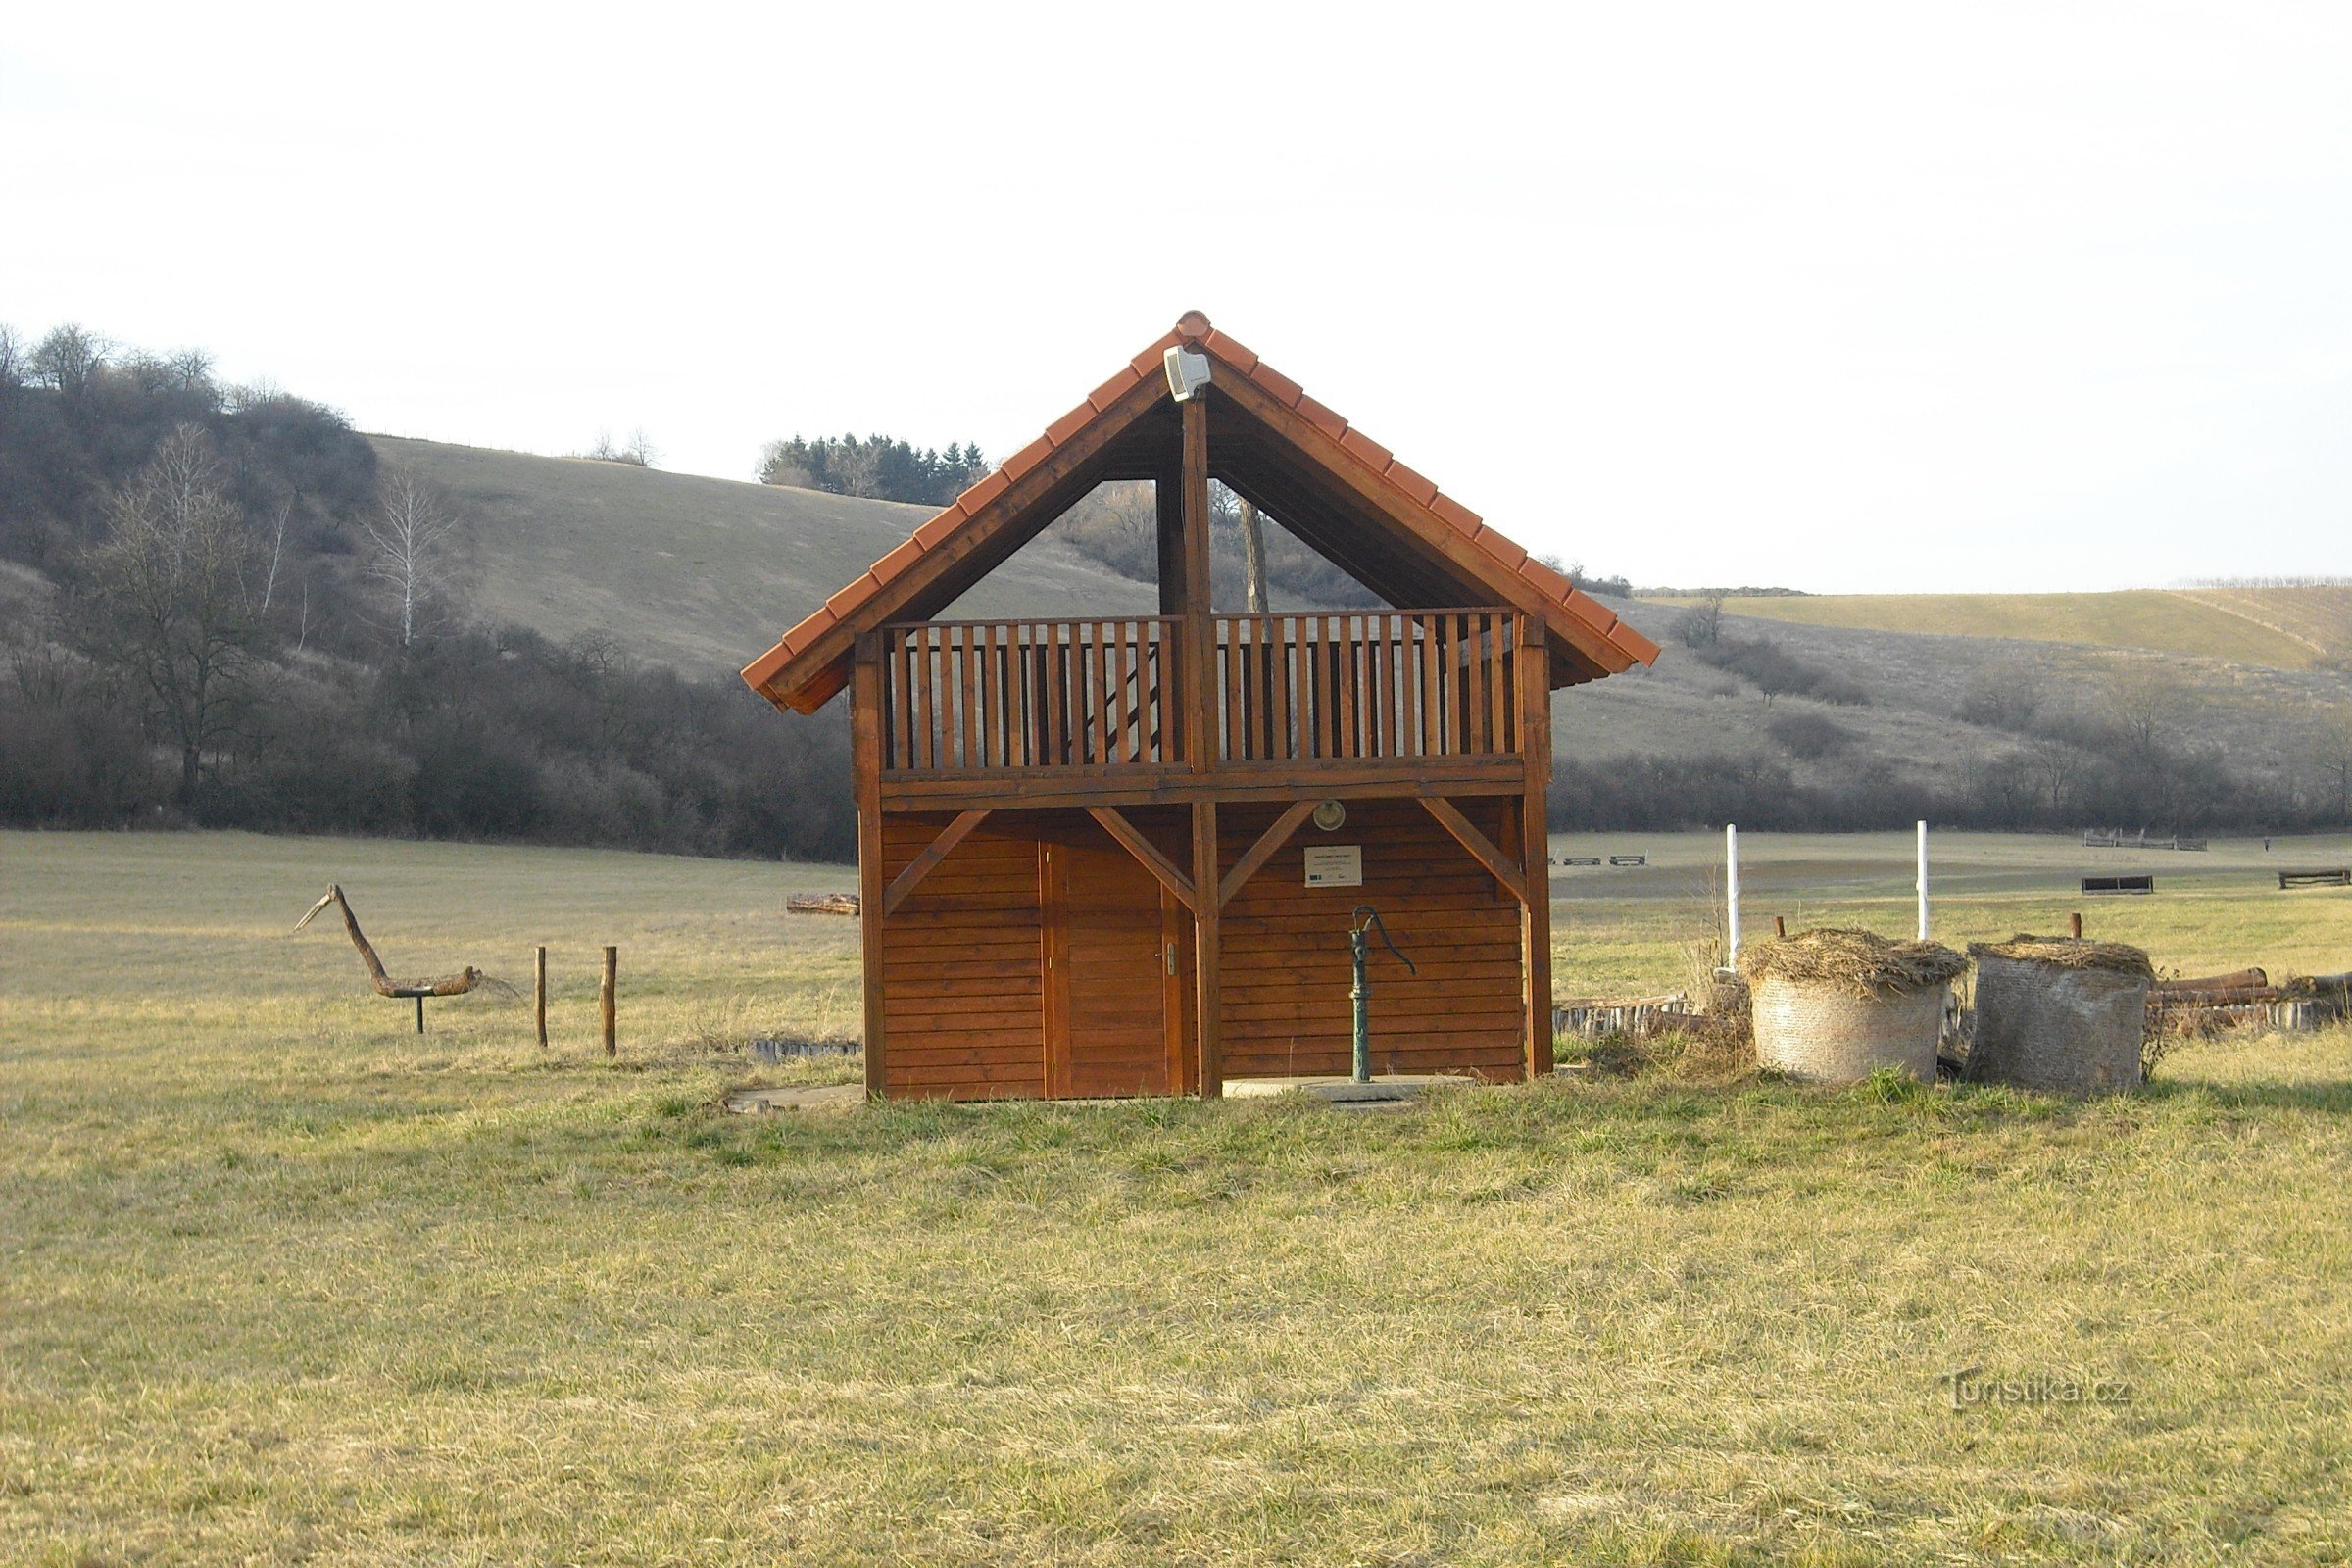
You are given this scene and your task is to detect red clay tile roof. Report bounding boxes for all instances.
[744,316,1660,711]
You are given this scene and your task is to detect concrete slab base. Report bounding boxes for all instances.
[1223,1073,1471,1105]
[722,1083,863,1116]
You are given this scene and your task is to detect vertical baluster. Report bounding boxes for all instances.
[1414,614,1431,757]
[1489,612,1509,752]
[1087,620,1106,766]
[1007,622,1021,766]
[1266,616,1289,761]
[1299,615,1320,758]
[1229,618,1247,761]
[1468,613,1492,754]
[1496,615,1517,751]
[892,628,911,767]
[1448,615,1467,757]
[990,625,1005,768]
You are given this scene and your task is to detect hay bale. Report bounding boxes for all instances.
[1739,927,1968,996]
[1749,976,1946,1083]
[1964,935,2151,1094]
[1739,929,1961,1084]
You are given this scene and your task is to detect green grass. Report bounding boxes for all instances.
[1642,590,2326,669]
[4,829,2350,1565]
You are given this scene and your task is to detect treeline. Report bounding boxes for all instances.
[0,324,855,860]
[758,433,988,507]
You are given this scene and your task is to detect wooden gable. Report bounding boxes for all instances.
[743,314,1660,713]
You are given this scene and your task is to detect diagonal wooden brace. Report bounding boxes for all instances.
[1218,799,1319,910]
[881,809,991,916]
[1419,796,1527,905]
[1087,807,1197,911]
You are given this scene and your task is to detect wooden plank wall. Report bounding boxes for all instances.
[877,814,1045,1099]
[1218,798,1525,1081]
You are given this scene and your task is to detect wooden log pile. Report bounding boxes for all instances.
[787,892,862,917]
[1553,993,1693,1040]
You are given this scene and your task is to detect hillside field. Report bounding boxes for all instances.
[1646,588,2352,670]
[373,435,1154,679]
[5,829,2350,1564]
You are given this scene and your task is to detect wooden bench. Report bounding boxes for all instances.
[2082,874,2154,896]
[2278,868,2351,889]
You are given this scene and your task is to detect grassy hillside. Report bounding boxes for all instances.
[5,829,2350,1563]
[373,436,1155,678]
[1644,589,2340,670]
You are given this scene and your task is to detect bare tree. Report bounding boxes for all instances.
[362,468,458,651]
[74,425,262,808]
[1239,498,1268,612]
[31,324,112,398]
[2316,707,2352,823]
[2102,662,2188,757]
[1676,590,1727,648]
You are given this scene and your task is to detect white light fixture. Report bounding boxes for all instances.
[1312,799,1347,831]
[1164,345,1211,402]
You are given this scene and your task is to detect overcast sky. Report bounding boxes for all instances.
[5,2,2348,593]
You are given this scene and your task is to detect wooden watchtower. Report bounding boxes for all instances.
[744,313,1658,1100]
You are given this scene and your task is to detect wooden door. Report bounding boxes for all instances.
[1042,836,1178,1098]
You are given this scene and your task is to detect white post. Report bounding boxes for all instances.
[1916,819,1930,941]
[1726,823,1741,963]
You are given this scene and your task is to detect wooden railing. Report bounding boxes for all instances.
[880,618,1173,771]
[877,610,1523,774]
[1211,611,1522,762]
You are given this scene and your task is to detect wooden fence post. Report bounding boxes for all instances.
[2070,912,2083,939]
[601,946,617,1058]
[535,946,549,1049]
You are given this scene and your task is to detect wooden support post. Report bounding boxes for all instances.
[1192,797,1221,1099]
[600,946,617,1058]
[854,637,888,1099]
[1774,915,1788,939]
[1515,618,1553,1079]
[1179,395,1213,772]
[534,946,548,1048]
[2070,911,2083,939]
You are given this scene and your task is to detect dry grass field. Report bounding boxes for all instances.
[4,829,2350,1565]
[373,436,1154,679]
[1643,590,2334,670]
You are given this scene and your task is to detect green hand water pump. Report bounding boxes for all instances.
[1348,905,1417,1084]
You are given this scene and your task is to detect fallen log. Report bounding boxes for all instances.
[2154,967,2269,995]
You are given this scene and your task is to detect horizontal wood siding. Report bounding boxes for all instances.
[878,814,1045,1100]
[1217,798,1525,1081]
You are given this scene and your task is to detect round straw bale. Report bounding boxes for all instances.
[1964,938,2151,1094]
[1749,975,1945,1084]
[1739,928,1959,1084]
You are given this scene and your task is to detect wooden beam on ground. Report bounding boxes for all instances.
[881,808,992,917]
[854,640,889,1100]
[1218,799,1317,910]
[1420,795,1527,906]
[1087,806,1197,911]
